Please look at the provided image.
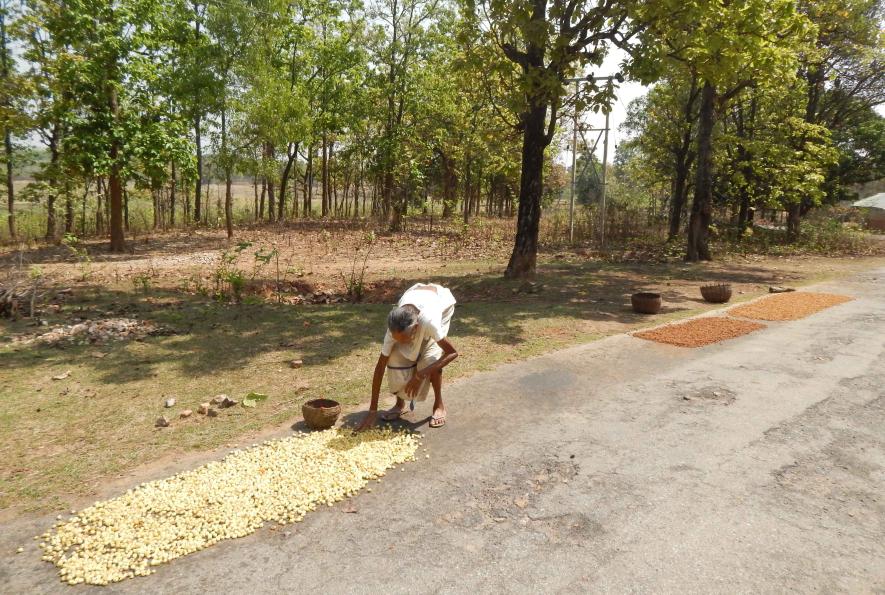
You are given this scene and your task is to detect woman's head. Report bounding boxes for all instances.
[388,306,418,344]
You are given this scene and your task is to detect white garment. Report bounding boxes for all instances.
[380,283,456,360]
[381,283,456,401]
[385,339,443,402]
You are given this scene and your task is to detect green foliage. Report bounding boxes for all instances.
[61,233,92,280]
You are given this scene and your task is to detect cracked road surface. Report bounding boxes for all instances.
[3,269,884,593]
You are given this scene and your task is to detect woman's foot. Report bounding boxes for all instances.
[381,405,407,421]
[429,406,446,428]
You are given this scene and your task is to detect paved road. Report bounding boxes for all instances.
[3,269,884,594]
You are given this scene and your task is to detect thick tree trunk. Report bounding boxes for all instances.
[786,203,801,240]
[686,81,716,262]
[505,103,547,278]
[278,142,297,221]
[737,191,750,232]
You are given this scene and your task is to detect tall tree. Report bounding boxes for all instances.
[632,0,811,261]
[0,0,17,239]
[476,0,634,277]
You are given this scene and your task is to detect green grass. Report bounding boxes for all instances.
[0,254,876,514]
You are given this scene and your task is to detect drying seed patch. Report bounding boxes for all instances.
[634,316,766,348]
[729,292,853,321]
[39,428,420,586]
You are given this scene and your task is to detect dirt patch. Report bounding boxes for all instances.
[729,292,853,321]
[634,317,767,348]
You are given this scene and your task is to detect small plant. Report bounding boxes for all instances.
[341,231,376,302]
[62,233,92,281]
[132,272,152,294]
[214,241,252,302]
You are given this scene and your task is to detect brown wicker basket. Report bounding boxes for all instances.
[302,398,341,430]
[631,292,662,314]
[700,284,733,304]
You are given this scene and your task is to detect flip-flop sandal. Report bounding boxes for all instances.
[381,408,407,421]
[429,414,446,428]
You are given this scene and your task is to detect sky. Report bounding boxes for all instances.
[557,48,650,166]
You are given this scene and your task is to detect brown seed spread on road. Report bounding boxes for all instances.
[634,317,766,348]
[729,292,853,321]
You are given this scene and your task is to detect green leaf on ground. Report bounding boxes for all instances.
[242,392,269,408]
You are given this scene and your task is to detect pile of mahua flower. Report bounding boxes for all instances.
[40,428,420,586]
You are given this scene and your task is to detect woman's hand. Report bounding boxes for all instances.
[354,410,377,432]
[404,372,423,398]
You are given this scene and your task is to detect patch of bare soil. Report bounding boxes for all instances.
[729,292,853,321]
[634,317,767,348]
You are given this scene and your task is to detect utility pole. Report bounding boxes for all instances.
[564,73,622,248]
[600,81,611,249]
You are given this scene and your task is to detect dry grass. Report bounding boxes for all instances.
[1,226,881,518]
[729,292,853,321]
[634,317,767,348]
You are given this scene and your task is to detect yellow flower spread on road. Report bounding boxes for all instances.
[40,428,421,586]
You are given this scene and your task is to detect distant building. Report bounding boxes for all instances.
[852,192,885,231]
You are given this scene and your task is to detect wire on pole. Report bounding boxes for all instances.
[566,73,620,249]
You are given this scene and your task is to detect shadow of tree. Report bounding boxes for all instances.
[2,257,785,387]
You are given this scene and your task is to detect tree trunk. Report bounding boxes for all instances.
[668,154,691,241]
[1,8,13,240]
[668,76,699,241]
[221,105,233,239]
[264,142,276,222]
[463,154,472,225]
[194,114,203,224]
[278,142,297,221]
[305,145,313,216]
[45,131,60,241]
[64,181,73,233]
[686,81,716,262]
[3,125,12,240]
[321,134,329,217]
[170,161,177,226]
[253,174,259,221]
[259,178,266,220]
[505,103,548,278]
[786,203,801,240]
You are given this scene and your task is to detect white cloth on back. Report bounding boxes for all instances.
[380,283,456,360]
[381,283,456,401]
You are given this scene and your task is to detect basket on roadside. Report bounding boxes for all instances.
[700,284,733,304]
[631,292,662,314]
[302,398,341,430]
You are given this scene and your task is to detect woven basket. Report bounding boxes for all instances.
[302,398,341,430]
[700,284,733,303]
[631,292,662,314]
